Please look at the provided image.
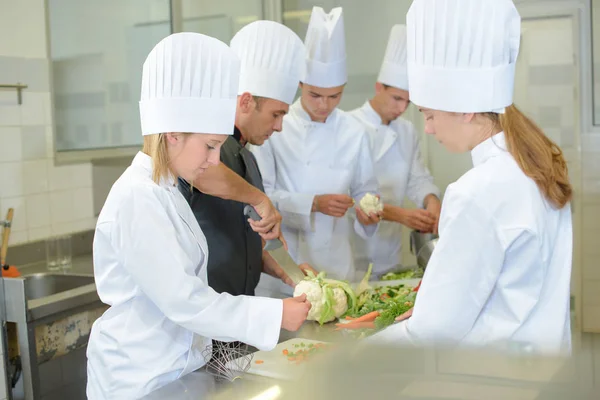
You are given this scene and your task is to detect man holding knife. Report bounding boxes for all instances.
[179,20,314,297]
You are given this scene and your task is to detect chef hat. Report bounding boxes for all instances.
[378,25,408,91]
[139,32,240,136]
[231,21,306,105]
[302,7,347,88]
[406,0,521,113]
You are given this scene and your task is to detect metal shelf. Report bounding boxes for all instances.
[0,83,28,105]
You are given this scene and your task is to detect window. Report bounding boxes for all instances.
[48,0,172,154]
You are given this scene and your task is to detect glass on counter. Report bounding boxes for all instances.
[46,234,72,272]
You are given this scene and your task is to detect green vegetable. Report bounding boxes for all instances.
[381,267,424,281]
[374,300,414,330]
[319,285,337,325]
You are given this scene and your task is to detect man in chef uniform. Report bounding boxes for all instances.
[349,25,441,277]
[367,0,573,355]
[250,7,381,283]
[179,21,311,296]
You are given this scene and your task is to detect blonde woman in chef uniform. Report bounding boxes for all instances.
[369,0,573,355]
[249,7,381,284]
[86,33,310,399]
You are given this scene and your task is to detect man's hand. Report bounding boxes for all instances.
[424,194,441,234]
[313,194,354,217]
[355,207,381,226]
[269,263,295,287]
[386,205,435,232]
[265,261,318,288]
[298,263,318,276]
[248,195,286,247]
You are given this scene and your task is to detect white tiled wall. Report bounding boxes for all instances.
[0,0,96,248]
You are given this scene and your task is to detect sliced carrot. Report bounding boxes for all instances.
[282,349,289,355]
[351,311,380,323]
[255,360,264,364]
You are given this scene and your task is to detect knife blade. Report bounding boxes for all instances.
[243,205,306,285]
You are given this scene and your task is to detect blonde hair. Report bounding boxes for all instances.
[484,105,572,209]
[142,134,170,184]
[142,133,191,184]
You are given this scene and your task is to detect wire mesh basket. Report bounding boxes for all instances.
[202,340,254,382]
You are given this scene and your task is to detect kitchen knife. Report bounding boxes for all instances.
[243,205,307,285]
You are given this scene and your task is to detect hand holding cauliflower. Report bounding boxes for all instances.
[293,272,357,325]
[359,193,383,215]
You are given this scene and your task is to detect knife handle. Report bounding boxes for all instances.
[243,205,283,251]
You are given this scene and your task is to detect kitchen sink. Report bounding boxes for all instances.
[2,270,104,400]
[23,273,95,300]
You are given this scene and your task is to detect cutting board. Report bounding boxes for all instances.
[228,338,328,381]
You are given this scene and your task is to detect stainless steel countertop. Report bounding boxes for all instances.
[15,257,599,400]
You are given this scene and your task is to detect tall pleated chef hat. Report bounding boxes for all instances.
[139,32,240,136]
[302,7,347,88]
[230,20,306,105]
[378,24,409,91]
[406,0,521,113]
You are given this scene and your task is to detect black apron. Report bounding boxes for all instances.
[178,131,264,296]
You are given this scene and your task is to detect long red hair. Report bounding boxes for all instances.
[486,105,572,209]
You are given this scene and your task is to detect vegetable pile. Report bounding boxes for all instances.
[339,283,418,331]
[294,264,423,336]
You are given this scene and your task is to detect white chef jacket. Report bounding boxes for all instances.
[349,101,440,274]
[87,152,283,399]
[368,133,572,355]
[249,100,379,281]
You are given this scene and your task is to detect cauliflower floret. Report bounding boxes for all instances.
[332,287,348,318]
[294,280,324,321]
[359,193,383,215]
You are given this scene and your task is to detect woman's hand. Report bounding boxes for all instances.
[395,307,413,322]
[281,294,311,331]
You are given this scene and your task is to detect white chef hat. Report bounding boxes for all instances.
[406,0,521,114]
[378,25,408,91]
[302,7,347,88]
[139,32,240,136]
[230,21,306,105]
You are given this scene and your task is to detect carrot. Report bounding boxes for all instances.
[413,280,422,292]
[282,349,289,355]
[255,360,264,364]
[352,311,380,323]
[335,321,375,330]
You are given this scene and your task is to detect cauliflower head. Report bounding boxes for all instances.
[359,193,383,215]
[332,287,348,318]
[293,274,353,324]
